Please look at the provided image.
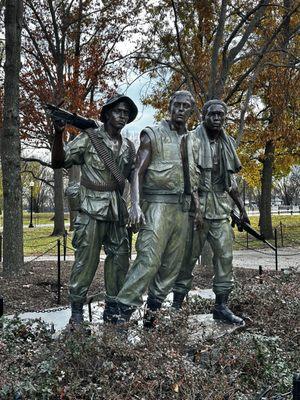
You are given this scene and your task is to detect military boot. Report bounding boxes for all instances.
[103,299,119,324]
[69,302,84,326]
[171,292,186,310]
[116,302,135,324]
[111,303,134,337]
[213,294,244,325]
[143,295,162,329]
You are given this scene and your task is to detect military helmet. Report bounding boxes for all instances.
[100,93,138,123]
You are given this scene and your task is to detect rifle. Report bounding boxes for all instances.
[45,103,97,130]
[231,209,276,251]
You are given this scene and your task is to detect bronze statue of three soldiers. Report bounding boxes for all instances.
[51,90,250,330]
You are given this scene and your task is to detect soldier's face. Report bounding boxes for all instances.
[203,104,226,131]
[106,102,130,129]
[169,94,193,125]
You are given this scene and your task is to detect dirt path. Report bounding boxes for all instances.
[24,247,300,271]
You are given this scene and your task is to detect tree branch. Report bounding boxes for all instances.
[208,0,228,98]
[225,2,300,102]
[170,0,206,95]
[21,157,52,168]
[218,0,270,97]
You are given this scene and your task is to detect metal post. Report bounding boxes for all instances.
[57,239,61,305]
[88,298,93,322]
[274,228,278,272]
[293,373,300,400]
[259,265,263,284]
[63,232,67,261]
[0,234,2,263]
[29,184,34,228]
[0,297,3,329]
[280,221,283,247]
[0,297,3,317]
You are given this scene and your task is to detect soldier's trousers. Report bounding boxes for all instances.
[173,218,234,296]
[69,212,129,303]
[117,202,189,308]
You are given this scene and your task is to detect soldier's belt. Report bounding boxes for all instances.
[199,187,226,194]
[81,177,117,192]
[143,193,191,204]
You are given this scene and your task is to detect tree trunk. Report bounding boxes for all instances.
[68,165,80,231]
[259,140,274,239]
[1,0,24,276]
[51,168,65,236]
[68,0,83,231]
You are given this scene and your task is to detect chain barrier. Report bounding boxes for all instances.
[234,239,300,257]
[3,219,299,317]
[24,239,59,248]
[12,304,70,315]
[24,244,57,265]
[234,239,274,255]
[284,237,300,246]
[24,236,58,243]
[276,250,300,256]
[65,246,74,252]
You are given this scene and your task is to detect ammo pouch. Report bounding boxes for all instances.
[65,182,81,211]
[182,194,192,212]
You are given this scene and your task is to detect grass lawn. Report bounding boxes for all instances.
[23,226,74,257]
[16,213,300,257]
[233,214,300,250]
[22,212,70,226]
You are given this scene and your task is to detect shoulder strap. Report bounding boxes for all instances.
[86,129,125,193]
[181,134,192,195]
[125,138,136,162]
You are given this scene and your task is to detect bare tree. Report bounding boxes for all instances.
[274,166,300,206]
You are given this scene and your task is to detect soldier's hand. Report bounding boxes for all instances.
[240,210,250,225]
[129,203,146,231]
[53,119,66,134]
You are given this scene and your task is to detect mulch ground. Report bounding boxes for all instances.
[0,259,260,315]
[1,260,299,399]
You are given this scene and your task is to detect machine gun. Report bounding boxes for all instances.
[231,209,276,251]
[45,103,97,130]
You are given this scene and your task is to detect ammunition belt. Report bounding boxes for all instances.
[87,130,126,192]
[81,176,117,192]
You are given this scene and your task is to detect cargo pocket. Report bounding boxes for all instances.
[65,182,81,211]
[198,193,207,215]
[215,192,232,216]
[72,213,90,249]
[145,163,176,190]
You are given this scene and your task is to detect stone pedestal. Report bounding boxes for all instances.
[187,313,244,349]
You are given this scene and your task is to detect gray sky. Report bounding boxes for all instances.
[118,74,157,142]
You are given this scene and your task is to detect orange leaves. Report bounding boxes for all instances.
[20,0,142,144]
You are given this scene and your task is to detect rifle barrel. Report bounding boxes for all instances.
[231,210,276,251]
[45,104,97,130]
